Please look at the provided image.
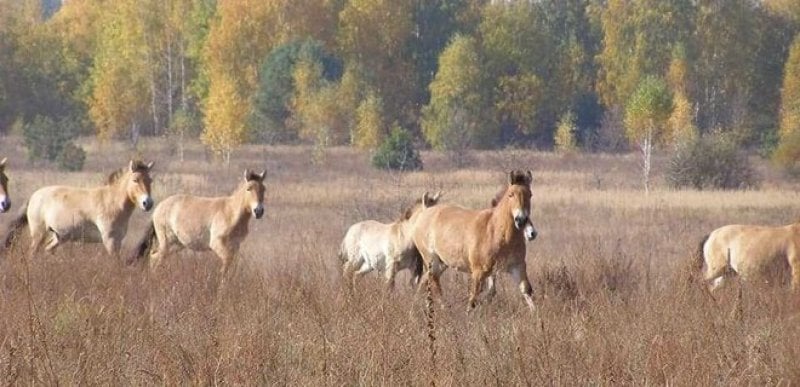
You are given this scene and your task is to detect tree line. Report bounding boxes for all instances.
[3,0,800,168]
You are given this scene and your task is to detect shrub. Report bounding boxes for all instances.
[554,111,578,154]
[667,131,759,190]
[372,125,423,172]
[56,142,86,171]
[22,115,79,162]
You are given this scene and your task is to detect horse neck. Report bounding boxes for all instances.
[489,200,520,243]
[223,186,251,224]
[101,180,135,215]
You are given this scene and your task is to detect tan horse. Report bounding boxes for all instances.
[696,222,800,292]
[0,158,9,213]
[412,170,536,311]
[135,169,266,276]
[340,191,442,290]
[4,160,155,255]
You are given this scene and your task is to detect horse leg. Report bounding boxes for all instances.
[352,260,372,287]
[101,235,122,256]
[789,252,800,294]
[509,265,536,310]
[384,261,398,292]
[704,264,729,292]
[210,238,236,282]
[468,269,490,311]
[43,231,61,253]
[28,225,48,256]
[483,275,497,302]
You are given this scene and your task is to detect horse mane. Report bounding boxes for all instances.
[490,171,531,207]
[106,161,150,185]
[399,198,424,222]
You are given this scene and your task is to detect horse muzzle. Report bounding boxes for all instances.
[253,206,264,219]
[141,197,154,212]
[524,223,538,241]
[0,199,9,213]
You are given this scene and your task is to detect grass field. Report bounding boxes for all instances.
[2,135,800,385]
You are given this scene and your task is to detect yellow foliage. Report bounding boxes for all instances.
[666,91,697,146]
[554,112,578,154]
[202,73,250,162]
[353,93,384,150]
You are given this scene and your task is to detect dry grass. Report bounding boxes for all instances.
[2,136,800,384]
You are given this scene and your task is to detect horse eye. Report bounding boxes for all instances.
[133,178,140,183]
[247,187,252,191]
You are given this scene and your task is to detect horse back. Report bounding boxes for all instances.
[707,224,796,277]
[413,204,488,270]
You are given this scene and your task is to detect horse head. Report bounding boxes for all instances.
[503,170,534,233]
[0,157,9,213]
[242,169,267,219]
[124,160,155,211]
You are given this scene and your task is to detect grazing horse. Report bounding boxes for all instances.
[4,160,155,255]
[136,169,266,277]
[0,157,9,213]
[340,191,442,290]
[412,170,536,310]
[696,222,800,292]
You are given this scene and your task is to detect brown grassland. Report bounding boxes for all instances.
[2,136,800,385]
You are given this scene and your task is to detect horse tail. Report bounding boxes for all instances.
[3,202,28,250]
[131,221,156,265]
[694,233,710,271]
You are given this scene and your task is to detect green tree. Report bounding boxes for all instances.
[422,34,493,150]
[624,76,673,193]
[554,111,578,154]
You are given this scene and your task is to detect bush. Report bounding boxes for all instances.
[666,132,759,190]
[56,142,86,171]
[372,125,423,171]
[554,111,578,154]
[23,115,79,162]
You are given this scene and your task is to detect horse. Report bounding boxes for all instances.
[135,169,266,277]
[696,222,800,292]
[0,157,9,213]
[3,160,155,255]
[412,170,536,311]
[340,191,442,290]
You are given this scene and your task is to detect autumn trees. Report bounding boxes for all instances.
[1,0,800,172]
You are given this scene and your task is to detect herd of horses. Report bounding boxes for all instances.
[0,157,799,310]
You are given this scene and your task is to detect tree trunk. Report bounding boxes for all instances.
[640,125,653,194]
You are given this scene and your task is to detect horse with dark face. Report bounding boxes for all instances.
[412,170,537,311]
[4,160,155,255]
[136,169,266,278]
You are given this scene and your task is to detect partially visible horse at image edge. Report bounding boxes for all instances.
[696,222,800,292]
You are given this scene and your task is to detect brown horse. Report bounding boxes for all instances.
[136,169,266,277]
[0,158,9,213]
[4,160,155,255]
[412,170,536,310]
[696,222,800,292]
[340,191,441,290]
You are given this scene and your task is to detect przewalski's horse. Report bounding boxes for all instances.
[491,185,537,241]
[696,222,800,292]
[0,157,10,213]
[413,170,536,311]
[340,191,442,290]
[3,160,154,255]
[135,169,266,277]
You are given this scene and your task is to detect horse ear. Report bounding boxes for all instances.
[507,170,515,184]
[146,161,155,170]
[243,169,251,182]
[432,190,443,202]
[129,160,135,172]
[526,170,533,186]
[259,170,267,181]
[0,157,6,169]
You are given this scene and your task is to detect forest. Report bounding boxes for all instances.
[2,0,800,168]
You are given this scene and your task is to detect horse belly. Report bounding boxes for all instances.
[58,221,102,243]
[170,219,211,251]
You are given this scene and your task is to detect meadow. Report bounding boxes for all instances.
[2,135,800,385]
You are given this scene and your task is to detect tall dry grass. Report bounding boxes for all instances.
[1,136,800,384]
